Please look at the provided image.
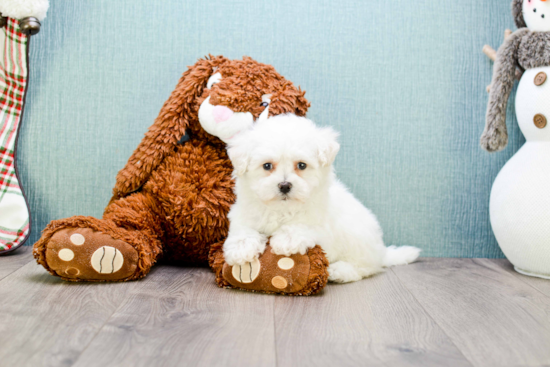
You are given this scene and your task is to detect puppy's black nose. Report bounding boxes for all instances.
[278,181,292,194]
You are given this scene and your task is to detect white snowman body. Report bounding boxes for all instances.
[489,0,550,279]
[490,66,550,279]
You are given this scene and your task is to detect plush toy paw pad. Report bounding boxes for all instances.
[231,258,260,283]
[277,257,294,270]
[222,245,311,294]
[58,248,75,261]
[91,246,124,274]
[44,227,138,281]
[271,276,288,289]
[66,267,80,276]
[70,233,85,245]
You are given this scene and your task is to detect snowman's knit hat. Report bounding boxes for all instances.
[513,0,527,29]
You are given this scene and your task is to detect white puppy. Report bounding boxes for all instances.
[223,114,420,283]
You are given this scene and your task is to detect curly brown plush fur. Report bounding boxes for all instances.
[33,56,326,294]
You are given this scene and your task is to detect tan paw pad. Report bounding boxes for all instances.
[232,258,261,283]
[65,267,80,276]
[58,248,74,261]
[70,233,85,245]
[91,246,124,274]
[271,276,288,289]
[277,257,294,270]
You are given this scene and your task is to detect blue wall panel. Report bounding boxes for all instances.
[18,0,522,257]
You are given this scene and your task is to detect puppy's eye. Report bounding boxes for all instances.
[263,163,273,170]
[297,162,307,170]
[260,102,269,108]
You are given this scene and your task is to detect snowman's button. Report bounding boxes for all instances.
[535,72,547,86]
[534,114,547,129]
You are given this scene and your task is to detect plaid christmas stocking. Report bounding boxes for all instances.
[0,18,31,254]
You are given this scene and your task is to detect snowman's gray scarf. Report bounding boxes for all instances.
[513,0,526,29]
[481,29,550,152]
[518,32,550,69]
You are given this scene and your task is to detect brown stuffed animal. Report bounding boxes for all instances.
[33,56,329,296]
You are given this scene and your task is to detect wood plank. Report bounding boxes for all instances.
[4,258,548,367]
[0,246,33,280]
[72,267,276,367]
[0,261,136,367]
[485,258,550,299]
[392,258,550,367]
[273,268,472,367]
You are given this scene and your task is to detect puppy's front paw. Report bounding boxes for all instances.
[223,234,267,266]
[270,231,315,256]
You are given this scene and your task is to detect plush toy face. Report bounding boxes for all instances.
[523,0,550,31]
[198,73,268,143]
[195,57,309,144]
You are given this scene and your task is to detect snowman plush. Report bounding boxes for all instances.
[481,0,550,279]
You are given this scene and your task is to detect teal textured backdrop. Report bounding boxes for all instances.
[18,0,522,257]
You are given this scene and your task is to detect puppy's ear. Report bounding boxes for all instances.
[227,140,250,176]
[317,127,340,167]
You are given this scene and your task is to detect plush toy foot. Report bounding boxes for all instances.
[33,217,145,282]
[43,227,138,281]
[211,245,329,296]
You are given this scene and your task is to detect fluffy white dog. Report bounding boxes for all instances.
[223,114,420,283]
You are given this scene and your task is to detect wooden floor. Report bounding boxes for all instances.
[1,247,550,367]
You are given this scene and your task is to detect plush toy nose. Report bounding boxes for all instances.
[213,105,234,123]
[278,181,292,194]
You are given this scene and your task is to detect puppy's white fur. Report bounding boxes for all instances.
[224,114,420,283]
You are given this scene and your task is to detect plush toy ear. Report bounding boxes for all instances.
[317,127,340,167]
[294,87,310,117]
[111,56,226,200]
[512,0,526,29]
[269,83,310,118]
